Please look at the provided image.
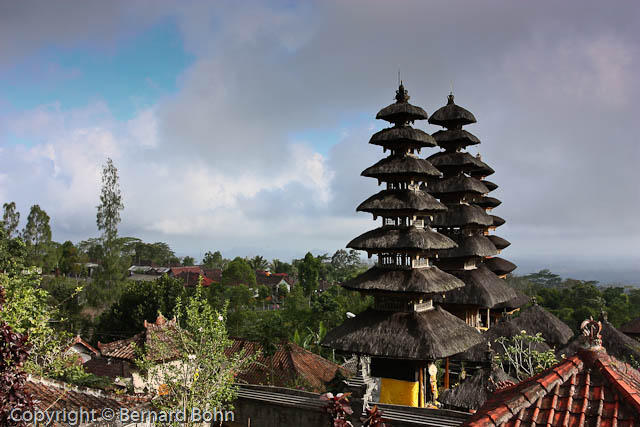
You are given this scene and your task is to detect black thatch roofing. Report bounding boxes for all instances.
[437,235,498,259]
[431,204,493,228]
[487,235,510,250]
[348,226,457,252]
[483,257,517,276]
[512,304,574,348]
[490,215,506,228]
[481,180,498,192]
[376,104,429,124]
[342,266,464,295]
[357,189,446,216]
[432,129,481,150]
[369,127,436,150]
[361,154,441,181]
[439,365,515,411]
[620,317,640,335]
[469,160,495,178]
[428,94,477,128]
[322,306,483,359]
[428,175,489,196]
[436,264,517,308]
[455,317,551,362]
[491,288,530,310]
[557,320,640,362]
[426,151,485,174]
[476,196,502,209]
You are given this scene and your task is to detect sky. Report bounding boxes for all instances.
[1,1,639,282]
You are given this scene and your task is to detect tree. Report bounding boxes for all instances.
[202,250,227,270]
[269,258,293,275]
[495,331,558,381]
[22,204,52,269]
[221,257,256,287]
[299,252,320,297]
[137,287,255,426]
[182,256,195,266]
[247,255,268,271]
[1,201,20,238]
[96,158,125,285]
[59,241,84,277]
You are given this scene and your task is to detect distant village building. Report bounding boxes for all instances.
[323,83,483,407]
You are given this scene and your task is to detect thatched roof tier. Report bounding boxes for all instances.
[436,264,518,308]
[431,204,493,228]
[557,320,640,362]
[437,235,498,259]
[357,189,446,216]
[428,94,477,128]
[490,215,506,228]
[322,306,483,359]
[455,318,551,362]
[481,180,498,192]
[483,257,517,276]
[429,175,489,196]
[487,235,510,250]
[620,317,640,336]
[375,83,429,125]
[432,129,481,150]
[476,196,502,209]
[426,151,485,174]
[469,160,495,178]
[361,154,441,181]
[512,304,573,348]
[369,127,436,150]
[342,266,464,295]
[439,365,516,411]
[491,289,530,311]
[348,226,457,252]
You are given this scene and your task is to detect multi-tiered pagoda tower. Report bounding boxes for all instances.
[323,84,482,407]
[426,93,519,329]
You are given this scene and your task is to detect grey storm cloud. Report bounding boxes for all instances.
[1,0,639,274]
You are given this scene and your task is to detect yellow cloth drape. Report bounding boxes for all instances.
[379,378,419,407]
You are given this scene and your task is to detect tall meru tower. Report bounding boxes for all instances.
[323,84,482,407]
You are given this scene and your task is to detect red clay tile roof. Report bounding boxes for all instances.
[462,346,640,427]
[169,266,203,276]
[26,375,149,420]
[225,338,345,392]
[203,268,223,282]
[176,271,213,287]
[256,270,294,287]
[83,357,134,379]
[97,332,144,360]
[68,335,100,355]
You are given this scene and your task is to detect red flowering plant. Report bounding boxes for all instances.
[320,392,354,427]
[362,405,391,427]
[0,285,33,426]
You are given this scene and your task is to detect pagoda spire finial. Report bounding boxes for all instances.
[395,81,409,103]
[447,92,455,105]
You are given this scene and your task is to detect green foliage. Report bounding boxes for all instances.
[247,255,269,271]
[269,258,293,275]
[182,256,195,266]
[299,252,320,297]
[22,204,53,269]
[221,257,256,287]
[494,331,558,381]
[0,228,27,275]
[59,241,86,276]
[202,250,228,269]
[506,270,640,332]
[136,287,255,425]
[96,158,125,286]
[1,201,20,238]
[94,275,190,343]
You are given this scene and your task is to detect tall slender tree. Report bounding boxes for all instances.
[22,205,52,268]
[96,158,125,285]
[1,202,20,238]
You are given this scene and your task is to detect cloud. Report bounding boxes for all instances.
[1,0,640,268]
